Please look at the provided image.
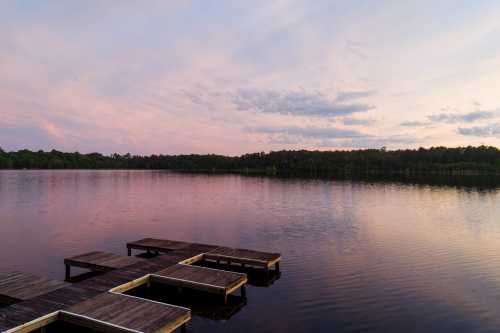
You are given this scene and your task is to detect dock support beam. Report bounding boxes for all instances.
[241,284,246,298]
[180,323,187,333]
[65,264,71,281]
[127,247,132,256]
[276,262,280,273]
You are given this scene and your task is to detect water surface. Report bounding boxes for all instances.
[1,170,500,332]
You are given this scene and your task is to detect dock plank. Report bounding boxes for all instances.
[0,271,68,302]
[127,238,218,256]
[67,292,190,333]
[152,264,247,295]
[127,238,280,269]
[0,299,59,331]
[65,251,144,272]
[205,247,281,269]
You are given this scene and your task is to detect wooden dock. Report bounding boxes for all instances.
[126,238,281,272]
[0,271,67,305]
[65,292,190,333]
[0,238,281,333]
[1,292,190,333]
[153,264,247,304]
[127,238,218,257]
[204,247,281,271]
[64,251,144,281]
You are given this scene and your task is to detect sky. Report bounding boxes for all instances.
[1,0,500,155]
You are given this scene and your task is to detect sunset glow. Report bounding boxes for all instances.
[2,1,500,154]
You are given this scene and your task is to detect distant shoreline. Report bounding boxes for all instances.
[2,146,500,176]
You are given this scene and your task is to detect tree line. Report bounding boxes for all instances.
[1,146,500,175]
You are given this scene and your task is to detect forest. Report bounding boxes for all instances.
[1,146,500,175]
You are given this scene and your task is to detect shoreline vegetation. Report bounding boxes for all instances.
[1,146,500,176]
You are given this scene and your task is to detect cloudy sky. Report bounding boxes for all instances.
[2,1,500,155]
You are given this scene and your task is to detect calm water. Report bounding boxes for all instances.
[2,170,500,332]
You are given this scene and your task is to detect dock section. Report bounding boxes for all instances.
[127,238,218,257]
[204,247,281,272]
[65,292,190,333]
[152,264,247,304]
[64,251,144,280]
[0,271,67,305]
[2,292,190,333]
[127,238,281,272]
[1,238,281,333]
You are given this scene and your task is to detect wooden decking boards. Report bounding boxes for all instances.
[0,271,68,304]
[151,264,247,303]
[65,292,190,333]
[127,238,281,271]
[127,238,218,256]
[204,247,281,270]
[64,251,145,281]
[1,238,280,333]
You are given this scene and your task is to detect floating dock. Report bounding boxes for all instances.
[0,238,281,333]
[152,264,247,304]
[64,251,144,280]
[127,238,281,272]
[0,272,68,304]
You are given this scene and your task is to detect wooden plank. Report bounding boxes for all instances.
[109,276,150,294]
[67,292,190,333]
[65,251,144,273]
[29,284,103,309]
[127,238,192,252]
[205,247,281,268]
[0,299,60,332]
[59,311,142,333]
[76,270,149,294]
[152,264,247,295]
[126,238,218,255]
[2,310,59,333]
[0,271,68,301]
[126,238,280,269]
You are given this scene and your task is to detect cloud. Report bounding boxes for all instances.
[335,90,376,102]
[458,123,500,137]
[252,125,365,139]
[428,110,495,123]
[342,117,374,126]
[400,120,430,127]
[251,124,418,149]
[232,89,375,118]
[321,135,418,149]
[402,109,498,128]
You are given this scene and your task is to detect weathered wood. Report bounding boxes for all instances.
[108,275,150,294]
[0,271,68,302]
[3,238,279,333]
[65,251,145,278]
[205,246,281,269]
[151,264,247,297]
[2,310,59,333]
[58,311,139,333]
[126,238,218,257]
[127,238,281,270]
[67,292,190,333]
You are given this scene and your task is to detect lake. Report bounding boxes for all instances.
[1,170,500,332]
